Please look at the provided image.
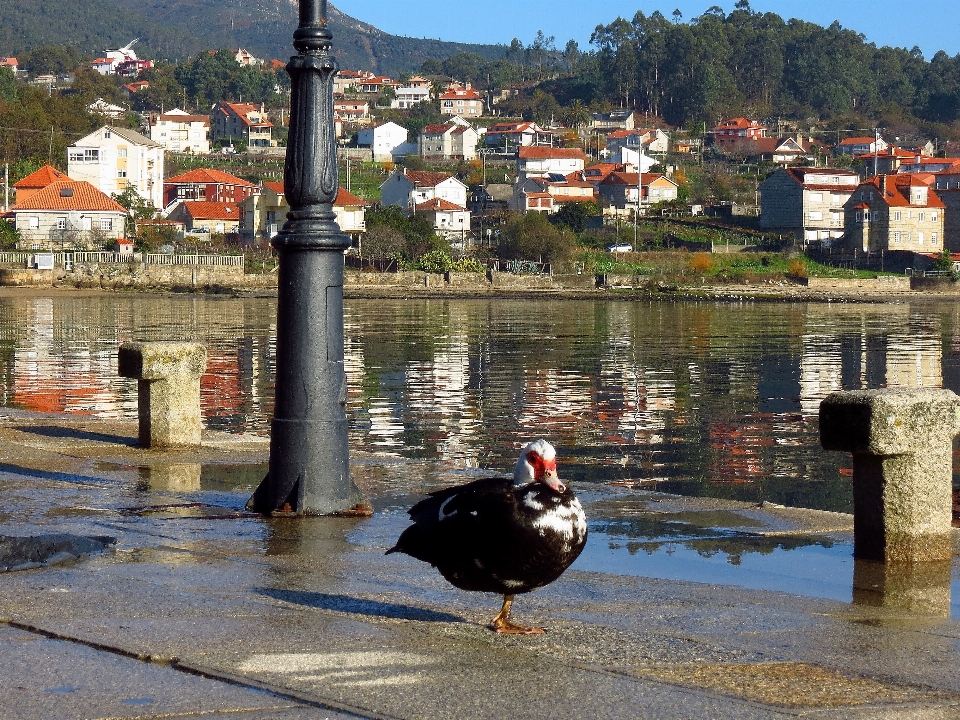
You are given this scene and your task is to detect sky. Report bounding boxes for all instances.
[334,0,960,60]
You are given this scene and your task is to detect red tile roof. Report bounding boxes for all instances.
[166,169,257,187]
[402,170,455,187]
[413,198,466,212]
[10,180,126,212]
[13,165,68,189]
[858,174,945,209]
[180,201,242,220]
[518,147,587,160]
[263,181,284,194]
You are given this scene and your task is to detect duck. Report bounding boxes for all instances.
[387,439,587,634]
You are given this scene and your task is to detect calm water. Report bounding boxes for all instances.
[5,294,960,512]
[7,293,960,609]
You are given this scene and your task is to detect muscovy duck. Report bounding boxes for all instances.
[387,439,587,634]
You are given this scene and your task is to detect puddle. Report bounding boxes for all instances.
[134,463,268,492]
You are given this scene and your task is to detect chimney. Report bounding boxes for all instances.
[880,174,887,195]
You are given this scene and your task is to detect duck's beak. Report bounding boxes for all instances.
[543,467,566,494]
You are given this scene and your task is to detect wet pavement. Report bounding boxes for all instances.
[2,407,960,718]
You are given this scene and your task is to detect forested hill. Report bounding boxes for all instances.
[0,0,507,74]
[582,6,960,128]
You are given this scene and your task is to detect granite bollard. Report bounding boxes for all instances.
[820,388,960,562]
[118,342,207,448]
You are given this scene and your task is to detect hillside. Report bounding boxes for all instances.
[0,0,506,74]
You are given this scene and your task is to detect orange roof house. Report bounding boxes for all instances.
[163,168,259,208]
[166,201,242,234]
[12,165,69,205]
[843,173,944,253]
[8,180,128,248]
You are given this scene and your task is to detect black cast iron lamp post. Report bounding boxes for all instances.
[247,0,371,516]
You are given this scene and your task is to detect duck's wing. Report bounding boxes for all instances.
[387,477,514,561]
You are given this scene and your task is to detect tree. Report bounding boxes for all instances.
[0,219,19,250]
[564,99,591,129]
[499,212,576,263]
[0,67,17,103]
[552,201,600,233]
[20,45,83,75]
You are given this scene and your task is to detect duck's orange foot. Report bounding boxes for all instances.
[490,616,545,634]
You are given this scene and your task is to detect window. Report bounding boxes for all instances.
[100,218,113,231]
[28,216,39,229]
[894,231,901,244]
[117,170,127,178]
[855,211,862,222]
[932,232,939,245]
[81,217,92,231]
[117,147,127,158]
[894,211,901,221]
[56,217,66,229]
[932,212,938,221]
[809,193,823,202]
[808,211,823,221]
[68,148,99,163]
[918,231,925,244]
[919,212,925,222]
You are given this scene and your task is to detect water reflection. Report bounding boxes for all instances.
[853,559,953,616]
[2,295,960,513]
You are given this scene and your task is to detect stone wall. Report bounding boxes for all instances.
[802,276,911,291]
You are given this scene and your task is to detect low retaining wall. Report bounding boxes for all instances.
[802,276,911,292]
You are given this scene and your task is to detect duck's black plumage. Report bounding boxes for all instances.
[389,440,586,633]
[388,475,587,597]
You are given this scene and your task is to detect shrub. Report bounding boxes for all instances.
[788,259,808,278]
[451,256,485,273]
[419,248,453,273]
[689,252,714,274]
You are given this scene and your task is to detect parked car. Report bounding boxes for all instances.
[606,242,633,253]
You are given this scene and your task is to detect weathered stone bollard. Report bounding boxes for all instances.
[118,342,207,448]
[820,388,960,562]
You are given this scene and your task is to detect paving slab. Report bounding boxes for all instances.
[3,410,960,718]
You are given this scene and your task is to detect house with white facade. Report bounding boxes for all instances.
[8,180,128,249]
[357,121,409,161]
[837,135,888,156]
[150,109,211,154]
[605,128,670,155]
[516,146,587,180]
[509,174,596,214]
[67,126,164,210]
[419,120,480,161]
[484,122,550,149]
[380,170,468,210]
[759,167,860,243]
[391,76,432,109]
[411,198,471,243]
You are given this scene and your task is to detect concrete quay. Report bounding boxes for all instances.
[1,407,960,719]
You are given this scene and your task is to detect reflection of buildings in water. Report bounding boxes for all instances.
[597,364,675,444]
[885,331,942,389]
[12,298,121,415]
[798,307,942,416]
[707,417,772,482]
[405,335,482,462]
[515,369,595,438]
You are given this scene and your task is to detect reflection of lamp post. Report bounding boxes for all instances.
[247,0,370,517]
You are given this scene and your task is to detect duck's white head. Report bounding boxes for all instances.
[513,439,565,493]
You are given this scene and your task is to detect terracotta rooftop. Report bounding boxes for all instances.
[180,201,242,220]
[13,165,68,189]
[166,169,257,187]
[10,180,126,213]
[518,147,587,160]
[413,198,466,212]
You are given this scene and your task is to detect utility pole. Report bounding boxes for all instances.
[246,0,370,517]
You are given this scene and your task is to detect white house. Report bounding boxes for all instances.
[516,146,587,180]
[239,181,368,246]
[609,146,657,173]
[150,109,211,154]
[67,126,164,210]
[357,121,409,162]
[380,169,469,210]
[391,76,432,109]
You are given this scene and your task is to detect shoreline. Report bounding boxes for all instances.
[0,280,953,304]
